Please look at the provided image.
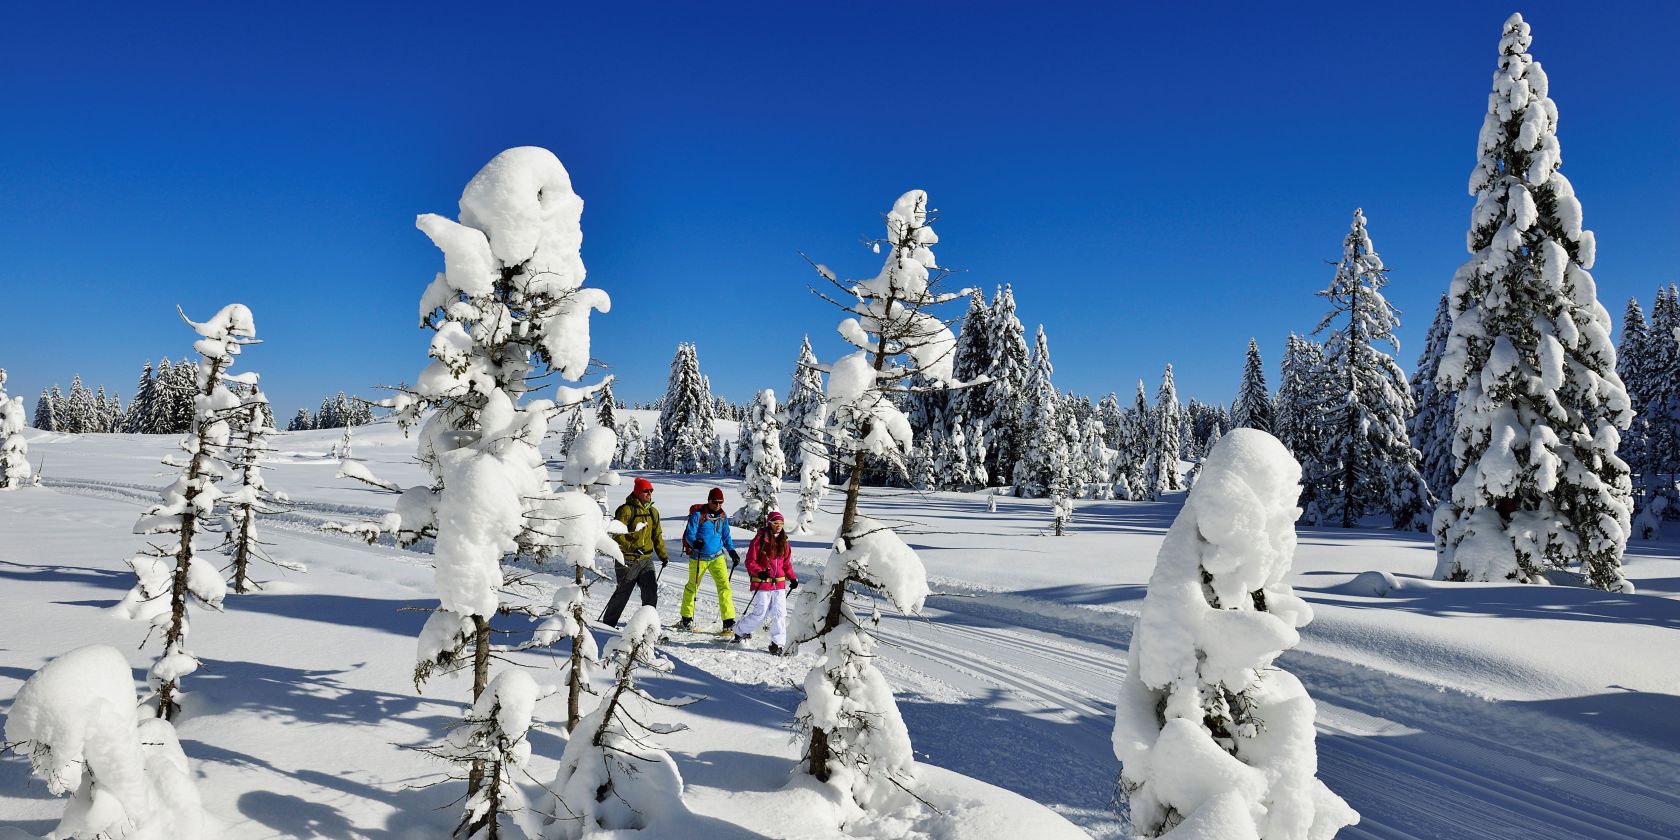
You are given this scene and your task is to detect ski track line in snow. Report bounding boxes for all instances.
[878,588,1680,840]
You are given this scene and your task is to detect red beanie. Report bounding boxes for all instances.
[633,477,654,494]
[767,510,785,522]
[708,487,724,503]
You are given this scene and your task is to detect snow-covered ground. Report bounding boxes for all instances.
[3,420,1679,839]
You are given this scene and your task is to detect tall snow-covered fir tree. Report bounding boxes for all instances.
[0,369,33,489]
[1112,381,1152,500]
[1014,325,1069,500]
[1410,294,1459,506]
[341,148,624,836]
[946,288,994,448]
[793,189,971,815]
[984,284,1031,487]
[63,375,93,434]
[781,336,826,480]
[34,388,57,432]
[1113,429,1358,839]
[1232,338,1274,433]
[595,376,618,434]
[1307,209,1433,531]
[122,361,157,433]
[1434,15,1633,592]
[733,389,786,528]
[1274,334,1331,515]
[655,342,716,473]
[1639,285,1680,500]
[114,304,256,720]
[1146,365,1183,499]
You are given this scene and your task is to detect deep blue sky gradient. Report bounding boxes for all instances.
[2,2,1676,418]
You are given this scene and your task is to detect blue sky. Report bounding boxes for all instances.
[1,2,1676,419]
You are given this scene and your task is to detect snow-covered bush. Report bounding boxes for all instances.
[3,645,207,839]
[733,389,785,528]
[0,369,33,489]
[543,606,691,839]
[559,420,620,511]
[115,304,255,719]
[1112,429,1357,839]
[1433,15,1634,591]
[792,189,974,815]
[431,669,558,839]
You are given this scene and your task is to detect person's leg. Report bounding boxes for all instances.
[767,588,788,646]
[600,564,638,626]
[735,587,771,635]
[636,565,658,607]
[707,556,737,621]
[680,559,703,619]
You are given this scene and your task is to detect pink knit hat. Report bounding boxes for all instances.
[767,511,785,523]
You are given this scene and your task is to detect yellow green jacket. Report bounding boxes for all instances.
[612,495,668,561]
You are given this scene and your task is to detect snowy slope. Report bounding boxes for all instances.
[3,424,1680,839]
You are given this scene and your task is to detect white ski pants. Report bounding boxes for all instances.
[735,587,788,645]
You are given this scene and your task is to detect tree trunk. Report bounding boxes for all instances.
[466,615,492,799]
[567,563,584,732]
[156,355,225,721]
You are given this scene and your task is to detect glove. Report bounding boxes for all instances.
[789,578,800,590]
[660,558,668,569]
[728,548,741,564]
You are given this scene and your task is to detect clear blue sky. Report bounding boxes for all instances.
[2,2,1675,419]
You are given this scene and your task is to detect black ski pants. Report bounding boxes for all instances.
[601,556,660,627]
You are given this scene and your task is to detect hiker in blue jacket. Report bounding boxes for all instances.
[678,487,739,632]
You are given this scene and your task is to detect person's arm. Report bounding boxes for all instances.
[611,504,635,553]
[682,511,700,555]
[650,506,667,560]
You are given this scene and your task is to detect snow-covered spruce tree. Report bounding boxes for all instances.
[793,190,965,813]
[222,384,297,593]
[354,147,622,836]
[733,388,786,528]
[1273,335,1327,478]
[1616,297,1653,508]
[0,369,33,489]
[946,288,994,450]
[1146,365,1184,499]
[595,376,618,436]
[654,342,717,473]
[782,336,826,479]
[34,387,57,431]
[1113,429,1358,839]
[1309,209,1434,531]
[619,416,647,470]
[1640,285,1679,499]
[122,361,155,433]
[2,645,208,839]
[115,304,255,720]
[1410,294,1459,508]
[542,606,693,838]
[1232,338,1274,434]
[984,284,1031,486]
[1014,325,1068,499]
[62,374,92,434]
[794,396,831,536]
[147,360,175,433]
[1434,15,1634,591]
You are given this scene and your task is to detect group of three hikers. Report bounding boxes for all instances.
[599,477,799,655]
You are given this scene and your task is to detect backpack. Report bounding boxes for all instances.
[681,502,718,555]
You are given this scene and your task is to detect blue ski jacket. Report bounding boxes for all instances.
[683,508,736,559]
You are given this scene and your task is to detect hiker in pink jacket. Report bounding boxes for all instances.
[730,510,799,655]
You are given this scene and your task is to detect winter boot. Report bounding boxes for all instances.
[722,618,735,631]
[677,616,692,631]
[767,642,783,656]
